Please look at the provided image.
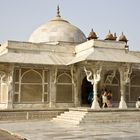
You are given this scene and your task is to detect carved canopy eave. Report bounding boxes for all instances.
[76,60,133,71]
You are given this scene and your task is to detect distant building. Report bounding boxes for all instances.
[0,6,140,110]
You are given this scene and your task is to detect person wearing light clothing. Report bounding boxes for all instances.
[136,96,140,108]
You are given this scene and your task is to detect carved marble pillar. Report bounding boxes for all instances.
[84,64,102,109]
[92,80,100,109]
[119,64,132,109]
[0,71,6,103]
[7,65,14,109]
[71,65,80,107]
[49,67,57,108]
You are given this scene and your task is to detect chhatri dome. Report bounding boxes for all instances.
[29,6,86,43]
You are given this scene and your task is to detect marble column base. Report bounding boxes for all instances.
[119,99,127,109]
[91,100,101,110]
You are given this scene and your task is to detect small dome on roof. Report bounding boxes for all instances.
[105,30,116,40]
[118,32,128,43]
[29,6,86,44]
[87,29,98,40]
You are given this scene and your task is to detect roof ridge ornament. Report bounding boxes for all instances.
[56,5,61,17]
[118,32,128,43]
[87,28,98,40]
[105,30,116,40]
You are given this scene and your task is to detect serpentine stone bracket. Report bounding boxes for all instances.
[119,64,132,84]
[84,64,102,84]
[124,64,132,83]
[0,71,6,83]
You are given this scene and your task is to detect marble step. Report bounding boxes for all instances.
[52,117,80,125]
[59,113,86,118]
[54,116,140,124]
[52,109,140,125]
[56,115,84,121]
[61,112,86,116]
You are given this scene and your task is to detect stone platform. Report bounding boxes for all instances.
[0,109,67,121]
[0,108,140,140]
[52,108,140,125]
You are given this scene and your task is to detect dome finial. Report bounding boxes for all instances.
[56,5,61,17]
[87,28,98,40]
[118,32,128,43]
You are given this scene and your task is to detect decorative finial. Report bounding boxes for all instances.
[56,5,61,17]
[87,28,98,40]
[105,30,114,40]
[118,32,128,43]
[113,33,117,40]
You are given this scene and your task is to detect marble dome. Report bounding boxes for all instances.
[29,7,86,44]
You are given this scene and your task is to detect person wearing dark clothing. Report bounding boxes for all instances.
[88,91,93,106]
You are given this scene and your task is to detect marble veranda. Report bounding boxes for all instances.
[0,6,140,110]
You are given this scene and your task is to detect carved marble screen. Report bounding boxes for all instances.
[130,70,140,101]
[14,68,49,103]
[104,71,120,102]
[56,70,73,103]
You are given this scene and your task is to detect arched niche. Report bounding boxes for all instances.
[81,76,92,105]
[104,70,120,102]
[56,73,73,103]
[130,70,140,101]
[20,70,42,102]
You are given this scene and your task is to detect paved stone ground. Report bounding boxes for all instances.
[0,129,22,140]
[0,120,140,140]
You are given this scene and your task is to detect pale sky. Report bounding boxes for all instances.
[0,0,140,51]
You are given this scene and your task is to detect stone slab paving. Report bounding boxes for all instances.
[0,120,140,140]
[0,129,22,140]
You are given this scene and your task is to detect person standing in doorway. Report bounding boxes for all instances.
[102,90,108,108]
[88,90,94,107]
[107,90,113,108]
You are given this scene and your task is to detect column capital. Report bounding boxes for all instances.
[84,64,102,84]
[119,63,132,84]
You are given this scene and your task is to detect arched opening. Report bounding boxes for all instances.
[130,71,140,101]
[104,71,120,105]
[21,70,42,102]
[81,77,93,106]
[56,73,73,103]
[14,68,49,103]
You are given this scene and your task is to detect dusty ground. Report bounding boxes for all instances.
[0,129,23,140]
